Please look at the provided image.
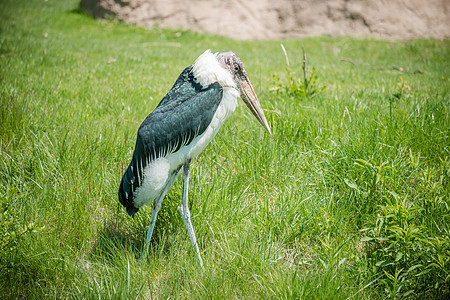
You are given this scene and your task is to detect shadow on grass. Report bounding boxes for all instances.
[68,6,93,18]
[89,217,143,263]
[69,1,116,20]
[90,194,183,262]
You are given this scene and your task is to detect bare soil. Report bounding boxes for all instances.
[80,0,449,40]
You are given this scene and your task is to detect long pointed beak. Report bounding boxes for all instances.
[239,77,272,135]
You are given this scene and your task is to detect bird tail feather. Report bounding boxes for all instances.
[118,161,139,217]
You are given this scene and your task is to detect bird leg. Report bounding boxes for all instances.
[142,168,181,261]
[142,193,164,260]
[180,159,204,270]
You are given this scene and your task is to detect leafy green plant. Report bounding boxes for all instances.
[271,44,326,99]
[0,188,40,256]
[388,76,412,121]
[380,267,413,299]
[362,193,450,298]
[390,76,411,102]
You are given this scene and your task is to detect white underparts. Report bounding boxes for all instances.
[133,157,170,208]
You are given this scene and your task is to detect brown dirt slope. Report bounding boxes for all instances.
[80,0,450,40]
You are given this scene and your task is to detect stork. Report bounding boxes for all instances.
[118,49,271,269]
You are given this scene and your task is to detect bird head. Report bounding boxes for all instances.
[218,52,272,135]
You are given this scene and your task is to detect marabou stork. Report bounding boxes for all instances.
[118,49,271,269]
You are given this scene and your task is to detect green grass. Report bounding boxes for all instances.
[1,0,449,298]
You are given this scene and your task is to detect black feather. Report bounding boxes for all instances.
[119,66,224,216]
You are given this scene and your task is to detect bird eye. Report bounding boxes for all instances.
[233,63,240,72]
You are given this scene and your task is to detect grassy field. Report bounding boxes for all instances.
[1,0,449,298]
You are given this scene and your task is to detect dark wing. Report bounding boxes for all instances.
[119,66,223,216]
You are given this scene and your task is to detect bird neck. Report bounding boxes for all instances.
[192,50,236,89]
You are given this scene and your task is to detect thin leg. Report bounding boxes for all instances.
[142,168,181,261]
[142,194,164,260]
[180,159,204,270]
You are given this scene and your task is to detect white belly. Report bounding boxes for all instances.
[133,87,238,209]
